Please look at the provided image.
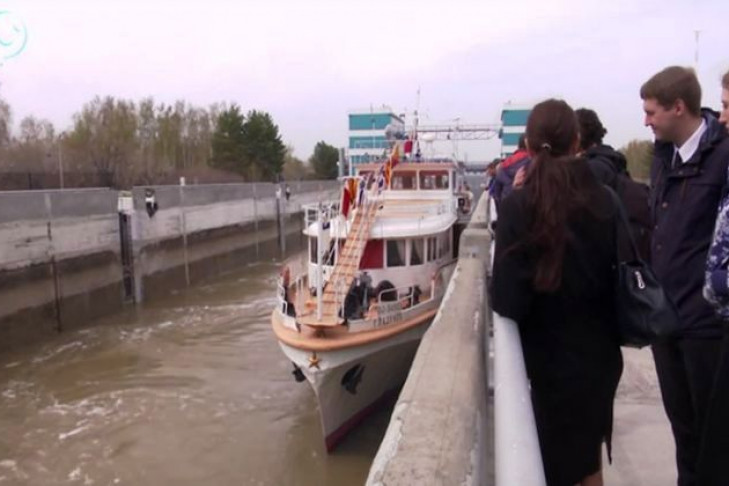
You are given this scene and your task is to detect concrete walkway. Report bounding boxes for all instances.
[603,348,677,486]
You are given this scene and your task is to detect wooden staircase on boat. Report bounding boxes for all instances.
[298,200,379,329]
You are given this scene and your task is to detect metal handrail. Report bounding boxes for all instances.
[304,201,340,228]
[494,312,546,485]
[374,285,420,307]
[486,191,545,485]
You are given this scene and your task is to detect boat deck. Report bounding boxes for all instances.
[272,305,438,352]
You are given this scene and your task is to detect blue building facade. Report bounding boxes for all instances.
[348,107,404,172]
[499,104,531,157]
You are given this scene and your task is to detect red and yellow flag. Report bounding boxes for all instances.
[390,143,400,168]
[383,144,401,187]
[341,185,351,217]
[346,178,358,204]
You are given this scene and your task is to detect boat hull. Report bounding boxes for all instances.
[278,320,430,451]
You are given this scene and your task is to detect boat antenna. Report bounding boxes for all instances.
[415,87,421,157]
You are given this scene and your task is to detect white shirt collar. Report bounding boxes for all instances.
[675,119,706,164]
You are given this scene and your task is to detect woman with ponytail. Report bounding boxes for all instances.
[492,99,623,486]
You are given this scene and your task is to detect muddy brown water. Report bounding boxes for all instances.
[0,259,392,485]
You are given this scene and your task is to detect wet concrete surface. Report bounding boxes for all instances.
[0,259,391,486]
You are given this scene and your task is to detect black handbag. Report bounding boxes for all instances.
[606,187,681,348]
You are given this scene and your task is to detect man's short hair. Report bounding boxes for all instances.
[640,66,702,116]
[575,108,607,151]
[722,69,729,90]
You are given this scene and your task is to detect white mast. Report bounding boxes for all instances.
[316,205,324,320]
[415,87,421,157]
[694,30,701,71]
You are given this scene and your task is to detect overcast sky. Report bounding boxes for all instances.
[0,0,727,162]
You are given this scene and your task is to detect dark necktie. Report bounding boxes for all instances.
[672,151,683,169]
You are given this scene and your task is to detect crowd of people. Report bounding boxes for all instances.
[490,66,729,486]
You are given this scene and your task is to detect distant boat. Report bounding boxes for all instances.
[271,148,472,451]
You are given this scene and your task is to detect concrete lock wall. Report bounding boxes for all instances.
[0,189,123,350]
[130,181,339,301]
[0,181,340,350]
[366,194,493,486]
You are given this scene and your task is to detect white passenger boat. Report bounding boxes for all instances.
[271,153,471,451]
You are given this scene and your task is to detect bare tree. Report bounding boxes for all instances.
[66,96,138,188]
[282,144,310,180]
[9,115,56,172]
[620,139,654,182]
[0,96,12,157]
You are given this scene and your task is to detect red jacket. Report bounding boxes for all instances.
[500,149,529,170]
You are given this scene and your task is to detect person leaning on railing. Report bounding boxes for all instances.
[491,99,623,486]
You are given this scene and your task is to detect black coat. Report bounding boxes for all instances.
[650,110,729,338]
[492,161,623,486]
[585,144,629,190]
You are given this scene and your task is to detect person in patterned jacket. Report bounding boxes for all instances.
[699,68,729,486]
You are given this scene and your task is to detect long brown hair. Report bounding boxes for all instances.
[522,99,585,292]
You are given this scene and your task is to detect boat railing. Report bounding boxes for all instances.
[431,259,457,299]
[332,274,348,318]
[303,201,340,228]
[374,285,421,310]
[276,281,294,319]
[278,254,310,325]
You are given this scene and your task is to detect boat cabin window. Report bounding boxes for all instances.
[427,236,437,262]
[391,171,416,190]
[419,170,449,190]
[386,239,406,267]
[360,239,384,269]
[410,238,424,266]
[309,236,318,263]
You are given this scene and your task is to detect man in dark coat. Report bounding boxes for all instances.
[576,108,653,261]
[575,108,629,189]
[640,66,729,486]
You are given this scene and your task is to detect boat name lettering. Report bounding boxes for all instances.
[374,302,403,327]
[378,302,402,313]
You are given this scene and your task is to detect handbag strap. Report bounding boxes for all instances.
[603,185,641,263]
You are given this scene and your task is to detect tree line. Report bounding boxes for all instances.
[0,93,341,189]
[0,90,653,190]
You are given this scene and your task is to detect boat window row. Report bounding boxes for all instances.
[357,170,450,191]
[309,229,452,269]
